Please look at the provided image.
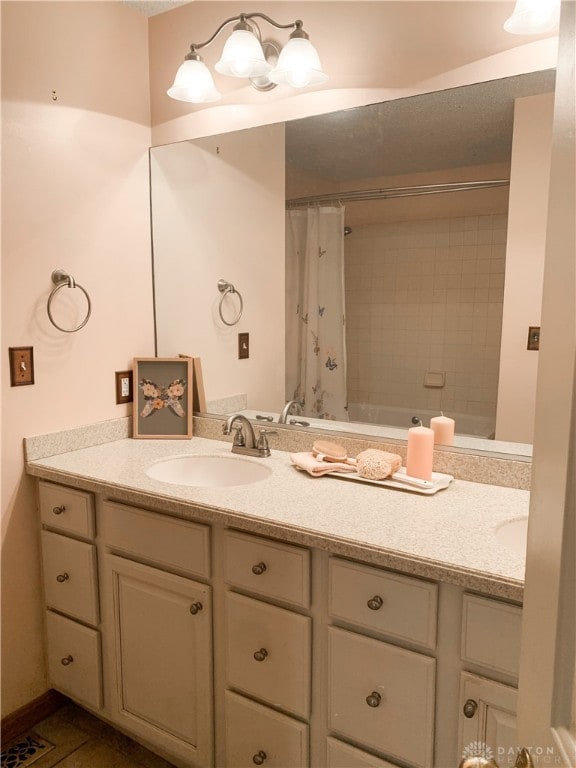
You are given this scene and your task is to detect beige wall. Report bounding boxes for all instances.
[151,125,286,411]
[496,92,555,443]
[148,2,558,146]
[1,2,154,717]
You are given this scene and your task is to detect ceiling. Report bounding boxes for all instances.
[122,0,192,16]
[286,69,556,181]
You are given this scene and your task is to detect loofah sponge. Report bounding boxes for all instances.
[356,449,402,480]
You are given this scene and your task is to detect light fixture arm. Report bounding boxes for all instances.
[187,13,304,55]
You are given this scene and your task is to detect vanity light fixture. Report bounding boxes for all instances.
[167,12,328,103]
[503,0,561,35]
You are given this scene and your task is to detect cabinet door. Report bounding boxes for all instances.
[45,610,102,710]
[328,627,435,768]
[225,691,309,768]
[458,672,518,764]
[226,592,311,719]
[106,554,213,767]
[42,530,99,625]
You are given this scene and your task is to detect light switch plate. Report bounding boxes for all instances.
[238,332,249,360]
[9,347,34,386]
[527,326,540,351]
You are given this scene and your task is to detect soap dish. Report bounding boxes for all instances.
[328,467,454,495]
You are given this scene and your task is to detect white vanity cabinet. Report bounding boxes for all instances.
[223,531,312,767]
[39,481,103,710]
[36,478,524,768]
[458,594,522,759]
[101,501,213,768]
[327,558,437,768]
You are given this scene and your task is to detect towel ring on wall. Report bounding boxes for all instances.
[47,269,92,333]
[217,278,243,326]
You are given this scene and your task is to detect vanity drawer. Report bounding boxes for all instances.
[39,481,94,539]
[327,737,399,768]
[101,501,210,578]
[45,610,102,709]
[462,594,522,678]
[226,592,311,719]
[329,558,438,649]
[225,691,309,768]
[41,531,99,625]
[225,530,310,608]
[328,627,435,768]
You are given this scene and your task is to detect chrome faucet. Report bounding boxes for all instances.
[278,399,302,424]
[222,414,277,457]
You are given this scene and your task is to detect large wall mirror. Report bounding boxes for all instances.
[151,69,555,459]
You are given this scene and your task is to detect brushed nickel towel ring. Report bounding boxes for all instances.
[47,269,92,333]
[217,278,243,326]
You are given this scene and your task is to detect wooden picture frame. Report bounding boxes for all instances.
[179,355,207,412]
[133,357,193,439]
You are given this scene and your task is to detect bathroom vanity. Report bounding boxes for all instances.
[27,431,528,768]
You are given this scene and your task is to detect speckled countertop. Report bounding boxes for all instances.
[26,434,528,602]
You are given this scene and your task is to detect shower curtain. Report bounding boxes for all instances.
[286,206,349,422]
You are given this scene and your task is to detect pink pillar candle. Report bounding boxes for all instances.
[430,414,455,446]
[406,425,435,481]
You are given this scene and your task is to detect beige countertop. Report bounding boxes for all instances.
[26,435,529,602]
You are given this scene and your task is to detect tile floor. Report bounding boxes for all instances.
[2,703,177,768]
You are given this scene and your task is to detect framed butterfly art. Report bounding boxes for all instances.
[133,357,193,439]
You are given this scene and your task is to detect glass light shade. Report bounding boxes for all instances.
[269,38,328,88]
[167,59,221,103]
[215,29,271,78]
[503,0,560,34]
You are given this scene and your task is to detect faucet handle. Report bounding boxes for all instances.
[256,429,278,453]
[231,423,245,447]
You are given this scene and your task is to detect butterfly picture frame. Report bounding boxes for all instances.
[133,357,193,439]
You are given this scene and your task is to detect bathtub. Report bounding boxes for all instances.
[347,403,495,439]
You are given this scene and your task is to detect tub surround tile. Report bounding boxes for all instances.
[26,431,528,602]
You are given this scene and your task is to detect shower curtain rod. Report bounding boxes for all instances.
[286,179,510,208]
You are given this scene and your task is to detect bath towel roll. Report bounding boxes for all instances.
[356,449,402,480]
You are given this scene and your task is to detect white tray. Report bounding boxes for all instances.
[328,466,454,495]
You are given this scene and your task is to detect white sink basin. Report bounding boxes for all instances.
[494,516,529,557]
[146,454,272,488]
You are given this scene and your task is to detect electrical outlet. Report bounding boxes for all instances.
[115,370,133,404]
[238,333,249,359]
[9,347,34,386]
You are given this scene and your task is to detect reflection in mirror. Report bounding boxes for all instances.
[151,70,555,459]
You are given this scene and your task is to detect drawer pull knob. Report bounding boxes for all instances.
[61,655,74,666]
[253,648,268,662]
[463,698,478,718]
[56,572,70,583]
[366,691,382,708]
[252,562,267,575]
[367,595,383,611]
[52,505,66,515]
[189,602,203,615]
[252,751,267,765]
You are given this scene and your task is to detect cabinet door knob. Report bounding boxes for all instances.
[252,751,267,765]
[61,655,74,666]
[52,505,66,515]
[463,698,478,718]
[189,602,203,615]
[367,595,383,610]
[366,691,382,707]
[56,572,69,583]
[252,562,267,575]
[253,648,268,662]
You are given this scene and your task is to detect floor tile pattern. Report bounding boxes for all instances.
[2,704,176,768]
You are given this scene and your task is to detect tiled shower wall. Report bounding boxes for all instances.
[345,214,507,427]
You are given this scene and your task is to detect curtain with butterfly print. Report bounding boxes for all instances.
[285,206,349,421]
